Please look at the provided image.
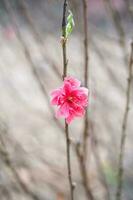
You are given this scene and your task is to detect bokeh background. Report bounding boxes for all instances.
[0,0,133,200]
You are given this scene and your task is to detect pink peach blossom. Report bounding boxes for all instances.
[50,77,89,124]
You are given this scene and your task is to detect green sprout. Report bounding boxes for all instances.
[66,10,75,38]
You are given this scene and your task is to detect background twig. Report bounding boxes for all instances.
[116,42,133,200]
[0,126,40,200]
[3,0,63,132]
[103,0,127,65]
[81,0,94,199]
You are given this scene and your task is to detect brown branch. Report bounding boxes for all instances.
[19,0,42,43]
[115,42,133,200]
[62,0,68,80]
[65,122,75,200]
[82,0,89,161]
[76,143,94,200]
[81,1,94,199]
[3,0,63,133]
[18,0,61,79]
[62,1,74,200]
[103,0,127,64]
[90,123,111,200]
[83,0,89,88]
[0,127,40,200]
[92,39,124,92]
[90,23,120,43]
[124,0,133,19]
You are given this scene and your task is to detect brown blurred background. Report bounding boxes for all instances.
[0,0,133,200]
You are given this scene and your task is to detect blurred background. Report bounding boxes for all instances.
[0,0,133,200]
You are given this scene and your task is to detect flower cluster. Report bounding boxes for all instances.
[50,77,89,124]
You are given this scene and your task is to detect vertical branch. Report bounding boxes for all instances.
[65,122,74,200]
[62,0,68,80]
[103,0,127,64]
[0,130,40,200]
[83,0,89,161]
[80,1,94,200]
[18,0,61,79]
[90,123,111,200]
[62,1,74,200]
[19,0,42,43]
[116,42,133,200]
[124,0,133,19]
[3,0,64,132]
[76,143,95,200]
[83,0,89,88]
[83,0,89,180]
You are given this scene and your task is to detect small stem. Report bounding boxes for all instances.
[82,1,94,199]
[62,40,67,79]
[103,0,127,65]
[76,144,94,200]
[115,42,133,200]
[0,133,40,200]
[62,0,68,80]
[83,0,89,88]
[65,122,74,200]
[19,0,61,79]
[83,0,89,161]
[62,1,74,200]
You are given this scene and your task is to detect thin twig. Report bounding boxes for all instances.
[76,143,94,200]
[65,122,74,200]
[62,0,68,80]
[83,0,89,88]
[103,0,127,64]
[62,1,74,200]
[82,1,94,199]
[0,127,40,200]
[82,0,89,161]
[115,43,133,200]
[124,0,133,19]
[92,38,125,92]
[90,122,111,200]
[18,0,61,79]
[3,0,63,132]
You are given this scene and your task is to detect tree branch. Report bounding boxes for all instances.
[61,1,74,200]
[82,0,89,162]
[82,1,94,199]
[3,0,64,132]
[0,126,40,200]
[116,42,133,200]
[103,0,127,65]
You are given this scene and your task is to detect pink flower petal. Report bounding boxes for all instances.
[70,103,85,116]
[66,113,75,124]
[56,108,63,118]
[75,105,85,117]
[71,88,88,107]
[50,88,62,97]
[63,82,72,96]
[57,103,70,118]
[79,87,89,95]
[64,76,81,87]
[50,96,59,105]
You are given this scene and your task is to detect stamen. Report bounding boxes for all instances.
[68,96,73,101]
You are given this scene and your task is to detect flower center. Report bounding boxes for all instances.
[67,96,73,102]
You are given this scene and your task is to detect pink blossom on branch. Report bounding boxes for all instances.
[50,76,89,124]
